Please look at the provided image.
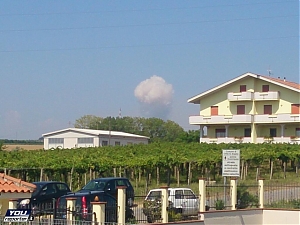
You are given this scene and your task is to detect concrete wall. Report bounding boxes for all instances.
[202,209,263,225]
[198,209,300,225]
[263,209,300,225]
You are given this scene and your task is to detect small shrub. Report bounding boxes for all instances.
[215,199,225,210]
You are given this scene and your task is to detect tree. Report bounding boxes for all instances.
[74,115,103,129]
[74,115,188,142]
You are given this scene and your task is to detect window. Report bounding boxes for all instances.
[175,190,184,199]
[127,142,133,145]
[102,140,108,146]
[240,85,246,92]
[78,137,93,144]
[237,105,245,115]
[56,183,69,191]
[270,128,277,137]
[115,141,121,146]
[215,129,226,138]
[116,179,126,186]
[43,184,57,195]
[262,85,269,92]
[291,104,300,114]
[296,128,300,137]
[244,128,251,137]
[106,180,116,190]
[264,105,272,114]
[184,189,197,199]
[147,191,162,200]
[211,106,218,116]
[49,138,64,144]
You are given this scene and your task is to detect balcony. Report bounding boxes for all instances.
[199,136,297,144]
[228,92,253,101]
[200,137,252,144]
[254,91,279,101]
[254,114,300,123]
[256,136,299,144]
[189,114,253,125]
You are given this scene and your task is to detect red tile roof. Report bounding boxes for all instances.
[262,75,300,90]
[0,173,36,193]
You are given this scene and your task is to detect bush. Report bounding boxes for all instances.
[237,185,259,209]
[215,199,225,210]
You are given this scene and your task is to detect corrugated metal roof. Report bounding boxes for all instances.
[42,128,150,139]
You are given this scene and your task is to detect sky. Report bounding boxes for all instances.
[0,0,299,140]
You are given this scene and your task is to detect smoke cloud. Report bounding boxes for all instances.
[134,75,174,119]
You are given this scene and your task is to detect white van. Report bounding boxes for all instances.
[144,187,199,216]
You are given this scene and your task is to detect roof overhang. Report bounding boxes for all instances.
[187,72,300,104]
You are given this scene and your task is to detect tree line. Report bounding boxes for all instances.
[74,115,200,143]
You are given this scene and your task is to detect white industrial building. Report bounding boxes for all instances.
[42,128,149,150]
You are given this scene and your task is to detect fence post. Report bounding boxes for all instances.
[91,201,106,225]
[230,178,237,210]
[117,186,126,225]
[198,178,206,212]
[66,197,76,223]
[258,179,264,208]
[160,186,169,223]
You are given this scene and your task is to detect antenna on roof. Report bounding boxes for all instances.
[267,66,272,76]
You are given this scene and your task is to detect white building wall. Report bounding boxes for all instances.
[98,135,148,146]
[43,130,148,150]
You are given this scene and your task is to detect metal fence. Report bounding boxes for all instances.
[132,193,200,224]
[264,182,300,209]
[205,183,232,210]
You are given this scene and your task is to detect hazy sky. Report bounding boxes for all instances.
[0,1,298,140]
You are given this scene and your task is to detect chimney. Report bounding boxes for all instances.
[284,77,286,82]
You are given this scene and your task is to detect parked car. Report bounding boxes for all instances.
[143,188,199,223]
[17,181,72,216]
[78,177,134,207]
[56,191,134,222]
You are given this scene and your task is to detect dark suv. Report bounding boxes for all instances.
[78,177,134,207]
[17,181,71,215]
[56,191,134,222]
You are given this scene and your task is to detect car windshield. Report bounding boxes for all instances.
[32,183,44,196]
[81,180,106,191]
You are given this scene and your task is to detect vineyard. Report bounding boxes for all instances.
[0,142,299,192]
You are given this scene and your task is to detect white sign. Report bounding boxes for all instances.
[222,149,240,177]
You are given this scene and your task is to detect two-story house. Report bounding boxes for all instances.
[188,72,300,144]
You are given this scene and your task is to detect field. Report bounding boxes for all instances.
[4,144,44,151]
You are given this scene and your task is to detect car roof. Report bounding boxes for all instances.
[62,191,107,198]
[92,177,129,181]
[148,188,194,192]
[32,181,65,185]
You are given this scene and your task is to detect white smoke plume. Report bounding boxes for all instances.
[134,75,174,119]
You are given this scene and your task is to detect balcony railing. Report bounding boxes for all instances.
[199,137,297,144]
[189,114,253,125]
[254,114,300,123]
[254,91,279,101]
[190,114,299,125]
[227,92,253,101]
